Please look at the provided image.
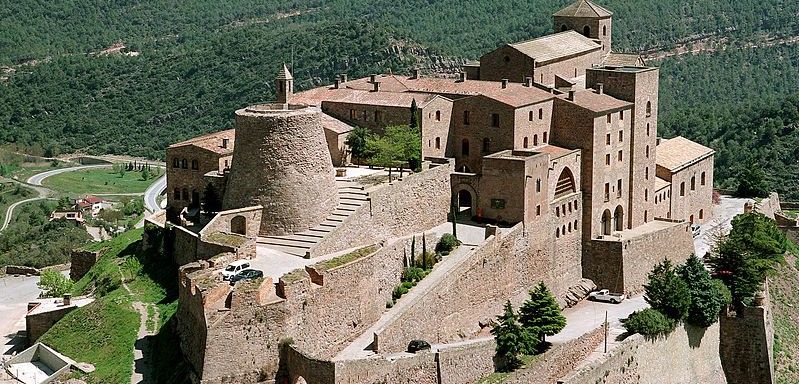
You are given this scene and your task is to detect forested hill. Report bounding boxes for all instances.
[1,0,798,195]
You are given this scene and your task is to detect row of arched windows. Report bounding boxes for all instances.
[173,158,199,170]
[522,132,548,148]
[556,219,579,238]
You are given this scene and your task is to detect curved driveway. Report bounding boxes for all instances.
[144,175,167,213]
[26,164,111,186]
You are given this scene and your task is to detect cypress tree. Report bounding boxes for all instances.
[519,282,566,350]
[410,235,416,267]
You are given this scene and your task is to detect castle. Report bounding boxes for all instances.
[156,1,718,383]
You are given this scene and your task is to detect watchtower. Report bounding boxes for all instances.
[553,0,613,55]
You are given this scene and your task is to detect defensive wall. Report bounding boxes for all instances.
[719,285,774,384]
[751,192,799,243]
[584,219,693,294]
[558,322,726,384]
[310,160,454,257]
[171,206,261,265]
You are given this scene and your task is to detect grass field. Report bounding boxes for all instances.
[42,168,154,195]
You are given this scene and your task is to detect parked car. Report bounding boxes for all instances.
[407,339,431,353]
[691,224,701,238]
[588,289,626,304]
[221,260,251,280]
[229,269,264,284]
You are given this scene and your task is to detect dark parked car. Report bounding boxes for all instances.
[229,269,264,284]
[407,340,431,353]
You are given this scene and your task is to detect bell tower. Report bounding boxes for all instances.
[275,64,294,104]
[553,0,613,55]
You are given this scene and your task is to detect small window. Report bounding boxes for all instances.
[191,159,199,170]
[536,178,541,193]
[543,132,548,143]
[172,158,179,168]
[491,113,500,127]
[645,189,649,201]
[645,167,649,180]
[691,176,696,190]
[556,228,560,238]
[618,150,623,162]
[435,137,441,149]
[538,108,543,120]
[618,130,623,142]
[461,139,470,156]
[523,137,529,148]
[583,25,590,37]
[181,159,188,169]
[617,179,622,198]
[350,109,355,119]
[647,123,651,136]
[173,188,181,200]
[568,222,572,232]
[482,138,490,153]
[463,110,470,125]
[620,111,624,120]
[561,24,568,32]
[182,188,189,201]
[605,154,611,166]
[529,111,533,121]
[603,25,607,36]
[534,134,539,146]
[606,133,611,145]
[556,206,560,217]
[701,172,706,186]
[604,183,610,202]
[699,209,704,220]
[375,110,382,122]
[536,205,541,216]
[645,145,650,158]
[680,182,685,196]
[645,210,649,222]
[435,110,441,121]
[606,114,612,124]
[646,101,652,117]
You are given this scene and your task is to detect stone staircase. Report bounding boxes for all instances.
[257,181,369,257]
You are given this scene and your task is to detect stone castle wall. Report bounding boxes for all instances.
[223,105,339,236]
[311,161,453,257]
[70,250,100,281]
[559,323,726,384]
[719,287,774,384]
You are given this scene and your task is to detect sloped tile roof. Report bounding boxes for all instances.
[509,31,601,64]
[320,113,354,134]
[656,136,715,172]
[169,129,235,154]
[276,64,293,80]
[559,89,632,113]
[553,0,613,18]
[603,53,645,67]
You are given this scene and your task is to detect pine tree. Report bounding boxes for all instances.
[677,254,730,327]
[644,259,691,321]
[491,301,525,371]
[519,282,566,351]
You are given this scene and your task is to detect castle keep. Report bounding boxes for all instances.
[158,1,717,383]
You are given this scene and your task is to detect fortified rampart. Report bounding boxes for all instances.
[223,104,339,236]
[310,161,454,257]
[719,286,774,384]
[558,322,727,384]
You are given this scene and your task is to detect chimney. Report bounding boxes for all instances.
[63,293,71,306]
[334,79,340,89]
[458,71,467,82]
[524,77,533,87]
[222,138,229,149]
[596,83,604,94]
[340,73,348,83]
[501,79,509,89]
[372,81,380,92]
[412,68,420,79]
[567,90,576,101]
[370,74,377,83]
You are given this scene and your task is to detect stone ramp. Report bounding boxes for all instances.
[257,182,368,257]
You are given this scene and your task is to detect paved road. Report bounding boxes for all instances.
[694,196,751,258]
[144,175,167,213]
[0,275,42,356]
[26,164,110,186]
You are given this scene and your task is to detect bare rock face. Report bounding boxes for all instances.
[563,278,597,307]
[223,104,338,236]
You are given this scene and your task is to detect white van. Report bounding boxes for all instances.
[221,260,251,280]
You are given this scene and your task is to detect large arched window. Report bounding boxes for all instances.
[614,206,624,231]
[583,25,591,37]
[461,139,470,156]
[601,209,612,236]
[554,167,576,199]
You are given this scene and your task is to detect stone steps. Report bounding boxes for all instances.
[257,183,369,257]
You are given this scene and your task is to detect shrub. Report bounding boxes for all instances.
[436,234,460,254]
[401,281,415,290]
[402,266,425,282]
[38,269,74,298]
[392,285,409,300]
[622,308,675,337]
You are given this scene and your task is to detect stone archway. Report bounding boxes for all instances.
[452,183,478,219]
[601,209,612,236]
[614,205,624,231]
[231,215,247,235]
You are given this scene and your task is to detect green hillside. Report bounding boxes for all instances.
[1,0,798,191]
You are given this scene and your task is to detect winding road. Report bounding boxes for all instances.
[1,163,167,232]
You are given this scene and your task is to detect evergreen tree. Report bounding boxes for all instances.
[410,235,416,267]
[644,259,691,321]
[491,301,525,371]
[409,98,418,128]
[676,255,730,327]
[519,282,566,350]
[735,161,769,198]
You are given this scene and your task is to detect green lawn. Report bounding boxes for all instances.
[42,168,154,195]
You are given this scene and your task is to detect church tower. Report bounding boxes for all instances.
[553,0,613,55]
[275,64,294,104]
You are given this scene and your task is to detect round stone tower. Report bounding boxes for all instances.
[223,103,338,236]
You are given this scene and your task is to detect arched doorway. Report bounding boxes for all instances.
[583,25,591,37]
[601,209,612,236]
[231,216,247,235]
[458,189,473,217]
[614,205,624,231]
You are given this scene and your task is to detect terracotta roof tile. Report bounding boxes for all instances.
[559,89,632,113]
[169,129,235,155]
[603,53,645,67]
[536,144,576,159]
[320,113,354,134]
[509,31,601,64]
[326,91,438,108]
[553,0,612,18]
[656,136,715,172]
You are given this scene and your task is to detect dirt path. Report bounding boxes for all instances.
[118,267,156,384]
